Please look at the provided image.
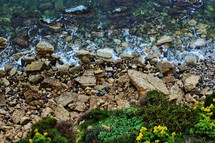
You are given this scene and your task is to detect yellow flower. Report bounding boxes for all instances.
[143,141,150,143]
[171,132,176,137]
[192,106,197,110]
[34,128,38,133]
[140,126,147,133]
[209,104,214,109]
[29,139,33,143]
[43,132,48,136]
[136,133,143,141]
[213,98,215,102]
[201,106,205,111]
[155,140,160,143]
[194,101,199,105]
[201,102,205,105]
[207,112,213,116]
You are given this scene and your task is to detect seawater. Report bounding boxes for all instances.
[0,0,214,69]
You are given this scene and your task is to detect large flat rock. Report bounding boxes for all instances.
[128,70,170,95]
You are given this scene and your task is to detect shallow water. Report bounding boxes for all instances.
[0,0,214,68]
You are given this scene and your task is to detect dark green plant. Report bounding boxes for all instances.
[136,90,200,133]
[16,139,29,143]
[31,117,57,135]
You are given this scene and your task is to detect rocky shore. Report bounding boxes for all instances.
[0,39,214,142]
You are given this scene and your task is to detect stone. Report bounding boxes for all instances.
[96,48,114,59]
[188,19,197,26]
[4,64,12,72]
[35,41,55,55]
[24,90,42,105]
[75,70,96,87]
[57,64,69,73]
[11,109,25,124]
[41,107,54,118]
[1,78,10,86]
[25,61,44,72]
[54,104,70,121]
[13,37,29,47]
[116,99,130,109]
[182,74,200,92]
[78,94,90,103]
[156,36,173,46]
[128,70,169,95]
[190,38,206,48]
[9,67,17,76]
[156,61,174,75]
[55,92,78,107]
[0,93,6,105]
[169,84,185,104]
[20,116,31,125]
[28,74,44,84]
[0,37,7,49]
[41,77,68,90]
[185,55,197,65]
[74,102,87,112]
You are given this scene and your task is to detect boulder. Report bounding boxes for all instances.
[55,92,78,107]
[156,61,174,75]
[25,61,44,72]
[190,38,206,48]
[35,41,55,55]
[11,109,25,124]
[156,36,173,46]
[0,37,7,49]
[75,70,96,87]
[96,48,114,59]
[128,70,169,95]
[182,74,200,92]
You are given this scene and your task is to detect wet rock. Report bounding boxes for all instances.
[75,70,96,87]
[35,41,55,55]
[1,78,10,86]
[96,48,114,59]
[25,61,44,72]
[11,109,25,124]
[156,61,174,75]
[128,69,169,95]
[55,92,78,107]
[4,64,12,72]
[156,36,173,46]
[190,38,206,48]
[0,37,8,49]
[182,74,200,92]
[28,74,44,84]
[9,67,17,76]
[13,37,29,47]
[185,55,197,65]
[0,93,6,105]
[57,64,69,74]
[188,19,197,26]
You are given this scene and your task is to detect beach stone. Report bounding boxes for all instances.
[0,37,7,49]
[156,61,174,75]
[169,84,185,104]
[190,38,206,48]
[35,41,55,55]
[156,36,173,46]
[55,92,78,107]
[11,109,25,124]
[25,61,44,72]
[41,77,68,90]
[96,48,114,59]
[28,74,44,84]
[182,74,200,92]
[128,70,169,95]
[185,55,197,65]
[75,70,96,87]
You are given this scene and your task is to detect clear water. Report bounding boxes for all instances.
[0,0,214,69]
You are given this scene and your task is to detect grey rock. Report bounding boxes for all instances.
[96,48,114,59]
[128,70,169,95]
[25,61,44,72]
[28,74,44,84]
[182,74,200,92]
[35,41,55,55]
[11,109,25,124]
[55,92,78,107]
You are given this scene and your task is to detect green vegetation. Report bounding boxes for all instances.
[17,91,215,143]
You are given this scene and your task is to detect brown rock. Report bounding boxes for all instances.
[25,61,44,72]
[28,74,44,84]
[11,109,25,124]
[24,90,42,105]
[35,41,55,55]
[75,70,96,87]
[0,37,8,49]
[182,74,200,92]
[41,77,68,90]
[74,102,87,112]
[20,116,31,125]
[169,84,185,104]
[55,92,78,107]
[13,37,29,47]
[54,104,70,121]
[156,36,173,46]
[156,61,174,75]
